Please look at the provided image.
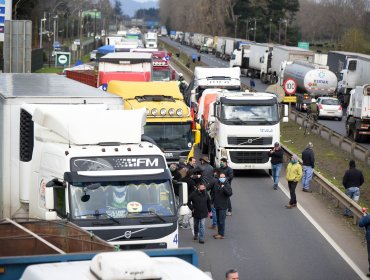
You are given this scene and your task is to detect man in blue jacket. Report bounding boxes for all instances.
[359,212,370,277]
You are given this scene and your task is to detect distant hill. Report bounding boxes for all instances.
[114,0,158,17]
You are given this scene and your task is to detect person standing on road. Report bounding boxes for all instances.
[359,211,370,277]
[219,158,234,216]
[199,156,214,187]
[213,172,233,239]
[343,160,364,217]
[187,183,211,244]
[285,154,302,209]
[207,168,220,230]
[301,142,315,192]
[269,142,284,190]
[225,269,239,280]
[192,53,197,63]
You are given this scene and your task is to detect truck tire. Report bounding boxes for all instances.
[353,130,362,142]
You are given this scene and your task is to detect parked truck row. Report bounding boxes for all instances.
[167,28,370,109]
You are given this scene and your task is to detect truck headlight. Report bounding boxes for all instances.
[160,108,166,116]
[176,108,183,116]
[168,108,175,116]
[151,108,158,116]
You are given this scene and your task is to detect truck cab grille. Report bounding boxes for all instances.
[228,137,272,145]
[229,151,270,164]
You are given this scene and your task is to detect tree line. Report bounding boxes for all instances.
[159,0,370,53]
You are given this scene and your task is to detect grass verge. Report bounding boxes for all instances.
[281,120,370,209]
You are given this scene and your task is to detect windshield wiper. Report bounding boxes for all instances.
[139,210,167,222]
[94,210,120,224]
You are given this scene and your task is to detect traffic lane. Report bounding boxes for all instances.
[179,171,360,280]
[318,118,370,149]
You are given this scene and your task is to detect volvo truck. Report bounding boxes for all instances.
[204,91,288,169]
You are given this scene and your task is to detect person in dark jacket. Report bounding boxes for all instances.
[187,183,211,243]
[219,158,234,216]
[343,160,364,217]
[199,156,214,187]
[269,142,284,190]
[212,172,232,239]
[301,142,315,192]
[207,169,220,229]
[359,212,370,277]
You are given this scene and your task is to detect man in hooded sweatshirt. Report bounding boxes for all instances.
[285,154,302,209]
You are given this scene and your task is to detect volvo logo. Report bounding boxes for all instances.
[124,231,132,239]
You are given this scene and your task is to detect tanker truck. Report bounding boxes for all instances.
[280,60,338,111]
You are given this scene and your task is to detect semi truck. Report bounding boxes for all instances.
[345,84,370,142]
[20,250,211,280]
[203,91,288,169]
[280,60,338,110]
[144,32,158,49]
[98,52,153,89]
[184,66,241,107]
[269,45,315,84]
[230,43,272,79]
[0,74,188,250]
[331,52,370,107]
[107,81,199,164]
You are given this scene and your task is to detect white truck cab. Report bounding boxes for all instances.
[207,91,288,170]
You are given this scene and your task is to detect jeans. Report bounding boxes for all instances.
[302,166,314,190]
[216,209,227,236]
[344,187,360,216]
[193,217,206,241]
[367,242,370,272]
[288,181,298,205]
[211,207,217,226]
[271,163,282,186]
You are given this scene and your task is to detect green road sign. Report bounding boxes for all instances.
[55,52,71,67]
[298,42,310,50]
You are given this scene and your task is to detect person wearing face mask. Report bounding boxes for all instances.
[219,158,234,216]
[213,172,233,239]
[285,154,303,209]
[187,183,212,244]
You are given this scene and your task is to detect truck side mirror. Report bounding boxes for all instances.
[178,182,188,206]
[281,104,289,123]
[193,129,200,145]
[45,187,54,210]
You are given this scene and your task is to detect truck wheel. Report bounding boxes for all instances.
[353,130,362,142]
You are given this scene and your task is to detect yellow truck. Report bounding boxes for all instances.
[107,81,199,164]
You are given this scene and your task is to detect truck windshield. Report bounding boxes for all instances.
[145,122,193,151]
[152,70,170,81]
[70,179,175,220]
[221,104,279,124]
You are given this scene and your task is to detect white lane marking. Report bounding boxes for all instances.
[278,183,368,280]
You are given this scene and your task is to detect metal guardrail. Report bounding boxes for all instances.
[291,110,370,166]
[165,40,365,224]
[282,145,364,224]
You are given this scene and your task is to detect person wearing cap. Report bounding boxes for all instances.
[269,142,284,190]
[301,142,315,192]
[219,158,234,216]
[285,154,302,209]
[199,156,214,188]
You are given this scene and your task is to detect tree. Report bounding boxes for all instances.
[340,27,370,53]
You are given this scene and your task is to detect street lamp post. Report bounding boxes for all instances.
[253,18,257,42]
[53,15,58,50]
[269,19,272,43]
[284,20,288,45]
[39,17,46,48]
[245,19,250,40]
[234,15,241,39]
